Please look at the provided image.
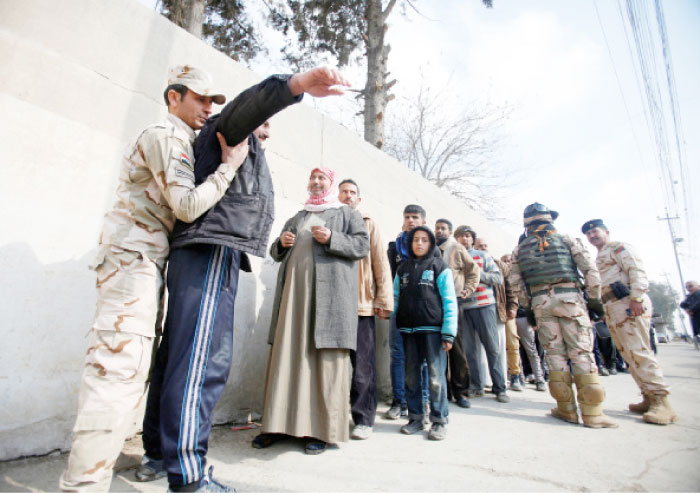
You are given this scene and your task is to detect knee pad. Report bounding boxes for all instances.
[549,381,573,402]
[574,374,606,404]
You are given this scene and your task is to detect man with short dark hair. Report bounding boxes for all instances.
[584,219,677,425]
[60,66,250,493]
[338,179,393,440]
[385,205,430,419]
[138,66,351,492]
[454,226,508,403]
[434,219,480,408]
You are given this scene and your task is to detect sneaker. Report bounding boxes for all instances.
[455,396,471,408]
[608,367,618,375]
[171,466,234,493]
[509,375,523,392]
[496,392,510,403]
[351,424,372,440]
[385,400,405,420]
[400,419,425,435]
[428,423,446,441]
[526,374,536,384]
[135,455,166,482]
[468,389,485,398]
[304,439,328,455]
[519,374,526,386]
[598,366,610,377]
[535,381,547,392]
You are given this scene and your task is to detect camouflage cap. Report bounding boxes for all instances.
[167,65,226,105]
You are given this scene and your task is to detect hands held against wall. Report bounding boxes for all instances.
[287,66,351,98]
[217,132,249,172]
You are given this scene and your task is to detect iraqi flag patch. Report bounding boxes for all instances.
[180,152,192,169]
[614,245,625,255]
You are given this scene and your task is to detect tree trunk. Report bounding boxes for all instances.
[182,0,205,37]
[363,0,396,149]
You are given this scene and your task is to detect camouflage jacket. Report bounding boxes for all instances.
[596,240,649,299]
[98,113,236,263]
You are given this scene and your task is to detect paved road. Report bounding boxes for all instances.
[2,341,699,492]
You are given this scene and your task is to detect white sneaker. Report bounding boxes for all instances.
[351,424,372,440]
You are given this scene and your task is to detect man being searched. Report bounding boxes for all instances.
[60,66,250,493]
[137,66,350,492]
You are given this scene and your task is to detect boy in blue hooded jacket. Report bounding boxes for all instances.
[394,226,458,440]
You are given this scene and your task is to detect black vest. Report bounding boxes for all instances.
[518,233,579,287]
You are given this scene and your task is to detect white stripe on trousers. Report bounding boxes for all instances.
[179,246,226,484]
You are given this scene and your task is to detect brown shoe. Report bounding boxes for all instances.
[629,394,652,414]
[582,413,618,428]
[643,395,679,425]
[551,406,579,424]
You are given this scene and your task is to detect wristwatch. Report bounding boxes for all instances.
[631,296,643,303]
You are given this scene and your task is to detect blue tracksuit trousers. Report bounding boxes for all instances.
[142,244,240,487]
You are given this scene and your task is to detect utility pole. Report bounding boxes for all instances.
[658,209,687,297]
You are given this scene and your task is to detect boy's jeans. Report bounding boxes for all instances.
[390,313,429,404]
[403,332,449,424]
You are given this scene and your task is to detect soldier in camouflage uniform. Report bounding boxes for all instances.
[59,66,250,492]
[583,219,678,425]
[509,203,617,428]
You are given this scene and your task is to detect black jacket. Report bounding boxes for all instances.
[170,75,302,270]
[395,227,450,331]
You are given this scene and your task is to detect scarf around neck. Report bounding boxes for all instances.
[304,167,344,212]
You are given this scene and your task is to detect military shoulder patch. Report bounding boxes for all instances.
[180,152,192,169]
[614,245,625,255]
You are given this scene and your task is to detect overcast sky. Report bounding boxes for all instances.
[136,0,698,312]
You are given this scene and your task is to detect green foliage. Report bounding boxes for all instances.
[648,280,680,330]
[160,0,264,62]
[267,0,366,70]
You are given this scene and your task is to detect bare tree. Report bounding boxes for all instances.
[384,79,514,219]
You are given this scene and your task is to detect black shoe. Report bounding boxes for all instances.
[304,438,327,455]
[135,455,166,482]
[251,433,284,449]
[400,419,425,435]
[456,396,471,408]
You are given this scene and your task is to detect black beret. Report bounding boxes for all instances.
[581,219,607,234]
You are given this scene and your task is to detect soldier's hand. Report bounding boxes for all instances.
[629,299,645,317]
[442,341,453,352]
[288,65,351,97]
[525,308,537,328]
[217,132,249,172]
[587,298,606,319]
[280,231,296,248]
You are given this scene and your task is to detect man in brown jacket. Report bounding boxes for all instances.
[339,179,394,439]
[435,219,480,408]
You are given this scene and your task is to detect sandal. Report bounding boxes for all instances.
[304,438,327,455]
[251,433,285,449]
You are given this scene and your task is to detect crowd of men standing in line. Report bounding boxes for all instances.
[57,64,682,494]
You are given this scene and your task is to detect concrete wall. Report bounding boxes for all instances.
[0,0,515,460]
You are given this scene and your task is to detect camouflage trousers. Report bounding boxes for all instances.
[60,247,164,492]
[532,290,597,374]
[605,295,669,396]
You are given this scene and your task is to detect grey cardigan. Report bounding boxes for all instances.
[268,206,370,350]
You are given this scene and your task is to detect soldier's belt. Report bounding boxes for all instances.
[530,286,580,298]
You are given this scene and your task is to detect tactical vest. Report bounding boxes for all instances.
[518,233,579,287]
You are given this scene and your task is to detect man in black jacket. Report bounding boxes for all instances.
[137,66,349,492]
[681,280,700,348]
